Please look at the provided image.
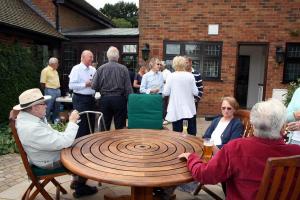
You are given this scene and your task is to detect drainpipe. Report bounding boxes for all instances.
[53,0,62,32]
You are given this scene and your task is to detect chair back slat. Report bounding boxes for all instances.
[234,109,254,137]
[8,110,37,181]
[267,167,284,200]
[290,175,300,200]
[256,155,300,200]
[280,167,296,199]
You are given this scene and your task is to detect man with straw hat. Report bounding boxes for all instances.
[13,88,98,198]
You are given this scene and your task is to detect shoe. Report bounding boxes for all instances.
[73,184,98,198]
[70,180,78,190]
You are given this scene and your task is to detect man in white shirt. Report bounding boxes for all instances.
[14,88,98,198]
[69,50,96,138]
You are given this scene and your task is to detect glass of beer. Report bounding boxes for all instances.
[202,138,214,162]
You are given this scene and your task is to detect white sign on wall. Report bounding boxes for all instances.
[208,24,219,35]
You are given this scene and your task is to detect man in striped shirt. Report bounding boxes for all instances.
[92,46,133,130]
[186,57,204,111]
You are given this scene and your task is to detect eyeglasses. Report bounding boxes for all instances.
[221,107,232,111]
[156,63,162,66]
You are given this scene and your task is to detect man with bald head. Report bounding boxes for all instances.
[69,50,96,138]
[92,46,133,130]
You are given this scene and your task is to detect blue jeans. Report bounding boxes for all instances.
[44,88,61,122]
[172,115,197,136]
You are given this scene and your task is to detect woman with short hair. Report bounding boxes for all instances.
[163,56,199,135]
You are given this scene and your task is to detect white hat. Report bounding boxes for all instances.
[13,88,51,110]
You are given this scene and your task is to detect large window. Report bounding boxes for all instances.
[283,43,300,83]
[164,41,223,80]
[121,44,138,71]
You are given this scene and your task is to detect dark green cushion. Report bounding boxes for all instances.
[31,165,67,177]
[128,94,163,129]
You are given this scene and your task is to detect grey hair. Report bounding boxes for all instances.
[48,57,58,65]
[250,98,287,139]
[107,46,119,61]
[173,56,187,71]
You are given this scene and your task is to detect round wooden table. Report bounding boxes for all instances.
[61,129,203,200]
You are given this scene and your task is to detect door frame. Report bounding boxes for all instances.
[235,42,269,106]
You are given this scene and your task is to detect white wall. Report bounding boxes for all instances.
[239,45,266,108]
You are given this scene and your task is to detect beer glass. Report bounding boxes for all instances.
[202,138,213,162]
[182,120,188,134]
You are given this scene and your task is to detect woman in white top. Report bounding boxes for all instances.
[163,56,199,135]
[203,96,243,150]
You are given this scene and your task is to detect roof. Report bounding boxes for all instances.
[0,0,66,40]
[67,0,114,28]
[64,28,139,37]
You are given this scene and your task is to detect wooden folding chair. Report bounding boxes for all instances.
[9,110,67,200]
[78,111,106,133]
[234,109,254,138]
[193,109,253,199]
[256,155,300,200]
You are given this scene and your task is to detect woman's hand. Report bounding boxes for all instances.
[178,153,191,161]
[287,121,300,131]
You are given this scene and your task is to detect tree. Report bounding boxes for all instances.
[100,1,138,28]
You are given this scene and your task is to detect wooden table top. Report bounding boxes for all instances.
[61,129,203,187]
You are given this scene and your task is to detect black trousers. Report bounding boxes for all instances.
[72,94,95,138]
[99,96,127,130]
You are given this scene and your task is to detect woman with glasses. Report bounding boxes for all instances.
[140,57,164,94]
[204,96,244,152]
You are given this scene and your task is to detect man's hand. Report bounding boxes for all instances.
[85,80,92,87]
[212,145,220,155]
[69,110,80,123]
[178,153,191,161]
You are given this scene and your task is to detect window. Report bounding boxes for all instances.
[123,45,137,53]
[164,41,223,80]
[283,43,300,83]
[121,44,138,71]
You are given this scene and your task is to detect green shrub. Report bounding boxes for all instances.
[283,78,300,107]
[0,123,18,155]
[0,42,44,123]
[51,122,67,132]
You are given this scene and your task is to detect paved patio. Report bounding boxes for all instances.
[0,118,225,200]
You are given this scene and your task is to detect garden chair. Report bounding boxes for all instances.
[192,109,253,199]
[127,94,163,129]
[78,111,106,133]
[256,155,300,200]
[9,110,67,200]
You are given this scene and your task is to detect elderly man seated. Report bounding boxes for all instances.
[179,98,300,200]
[13,88,98,198]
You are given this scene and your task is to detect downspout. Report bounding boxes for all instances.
[53,0,61,32]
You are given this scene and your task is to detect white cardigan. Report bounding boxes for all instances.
[163,71,198,122]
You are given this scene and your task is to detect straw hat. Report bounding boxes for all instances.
[13,88,51,110]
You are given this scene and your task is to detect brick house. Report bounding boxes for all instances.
[139,0,300,115]
[0,0,139,94]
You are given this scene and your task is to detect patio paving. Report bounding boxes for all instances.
[0,118,225,200]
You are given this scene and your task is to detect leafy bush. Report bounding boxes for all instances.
[283,79,300,107]
[0,123,18,155]
[0,42,44,123]
[51,122,67,132]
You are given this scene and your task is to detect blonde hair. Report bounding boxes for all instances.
[148,57,160,69]
[221,96,239,110]
[172,56,187,71]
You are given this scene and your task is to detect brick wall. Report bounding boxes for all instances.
[0,33,33,46]
[139,0,300,115]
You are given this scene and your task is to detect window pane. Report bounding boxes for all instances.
[205,44,221,56]
[284,62,300,82]
[122,55,138,71]
[287,45,300,58]
[166,44,180,54]
[185,44,200,56]
[192,60,201,73]
[203,59,219,78]
[123,45,137,53]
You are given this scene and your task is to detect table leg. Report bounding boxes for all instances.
[131,187,153,200]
